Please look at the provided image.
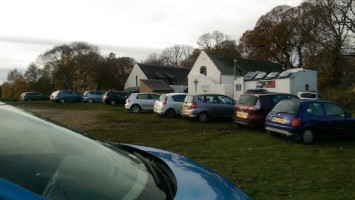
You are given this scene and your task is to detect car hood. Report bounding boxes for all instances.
[123,144,250,200]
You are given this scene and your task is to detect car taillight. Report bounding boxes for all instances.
[191,102,197,109]
[162,101,167,106]
[126,99,131,104]
[291,118,301,127]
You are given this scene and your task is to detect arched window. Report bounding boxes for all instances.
[200,66,207,76]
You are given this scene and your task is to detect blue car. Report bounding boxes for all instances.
[0,102,250,200]
[50,90,82,103]
[265,99,355,144]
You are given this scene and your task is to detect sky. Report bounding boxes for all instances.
[0,0,304,83]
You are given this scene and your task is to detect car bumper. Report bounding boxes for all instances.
[265,122,302,136]
[154,107,165,115]
[181,109,198,118]
[124,104,130,109]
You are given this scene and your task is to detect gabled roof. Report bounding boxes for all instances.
[140,79,174,91]
[137,63,190,85]
[207,53,283,76]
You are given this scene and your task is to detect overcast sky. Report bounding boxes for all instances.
[0,0,304,83]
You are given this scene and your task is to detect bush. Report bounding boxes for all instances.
[319,86,355,110]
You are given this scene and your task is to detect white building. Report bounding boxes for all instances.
[234,68,317,100]
[188,51,283,98]
[124,63,190,93]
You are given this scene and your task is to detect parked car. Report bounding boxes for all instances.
[82,90,105,103]
[234,93,299,127]
[125,93,160,113]
[181,94,236,123]
[50,90,82,103]
[265,99,355,144]
[102,91,128,105]
[154,93,187,118]
[297,91,319,100]
[0,102,251,200]
[20,92,49,101]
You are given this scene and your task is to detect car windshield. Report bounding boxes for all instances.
[272,100,301,114]
[0,104,166,200]
[238,95,258,106]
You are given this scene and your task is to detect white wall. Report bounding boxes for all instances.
[124,64,147,90]
[188,51,221,84]
[189,74,234,98]
[292,69,317,93]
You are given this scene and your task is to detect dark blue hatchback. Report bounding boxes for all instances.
[265,99,355,144]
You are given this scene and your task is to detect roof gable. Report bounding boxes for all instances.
[138,63,190,85]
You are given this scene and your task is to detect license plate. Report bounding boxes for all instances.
[236,112,248,119]
[272,117,285,123]
[183,105,189,110]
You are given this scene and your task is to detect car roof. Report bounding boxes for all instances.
[241,92,297,97]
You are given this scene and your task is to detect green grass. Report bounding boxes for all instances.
[9,101,355,200]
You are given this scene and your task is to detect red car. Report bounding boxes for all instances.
[233,93,299,127]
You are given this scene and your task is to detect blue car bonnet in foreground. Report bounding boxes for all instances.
[118,144,250,200]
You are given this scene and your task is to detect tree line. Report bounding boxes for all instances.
[1,42,135,100]
[1,0,354,108]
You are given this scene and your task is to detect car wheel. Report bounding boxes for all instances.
[302,129,314,144]
[197,112,208,123]
[131,105,141,113]
[110,100,116,105]
[60,99,65,103]
[165,109,175,118]
[88,99,94,103]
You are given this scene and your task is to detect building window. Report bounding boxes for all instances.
[305,84,309,91]
[236,84,242,91]
[200,66,207,76]
[135,75,138,87]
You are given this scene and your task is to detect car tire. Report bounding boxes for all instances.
[197,112,208,123]
[110,100,116,105]
[88,99,94,103]
[295,129,314,144]
[131,105,141,113]
[165,109,175,118]
[60,99,65,103]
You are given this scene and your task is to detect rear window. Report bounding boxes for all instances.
[184,95,194,103]
[159,94,167,101]
[172,94,186,102]
[272,100,301,114]
[300,93,317,98]
[238,95,258,106]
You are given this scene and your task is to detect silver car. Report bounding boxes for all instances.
[181,94,236,123]
[82,90,105,103]
[154,93,187,118]
[125,93,160,113]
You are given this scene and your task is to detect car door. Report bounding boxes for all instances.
[305,102,328,133]
[148,94,160,109]
[172,95,186,114]
[137,94,151,109]
[216,95,235,117]
[323,102,348,134]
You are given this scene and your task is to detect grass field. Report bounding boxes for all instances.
[9,101,355,200]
